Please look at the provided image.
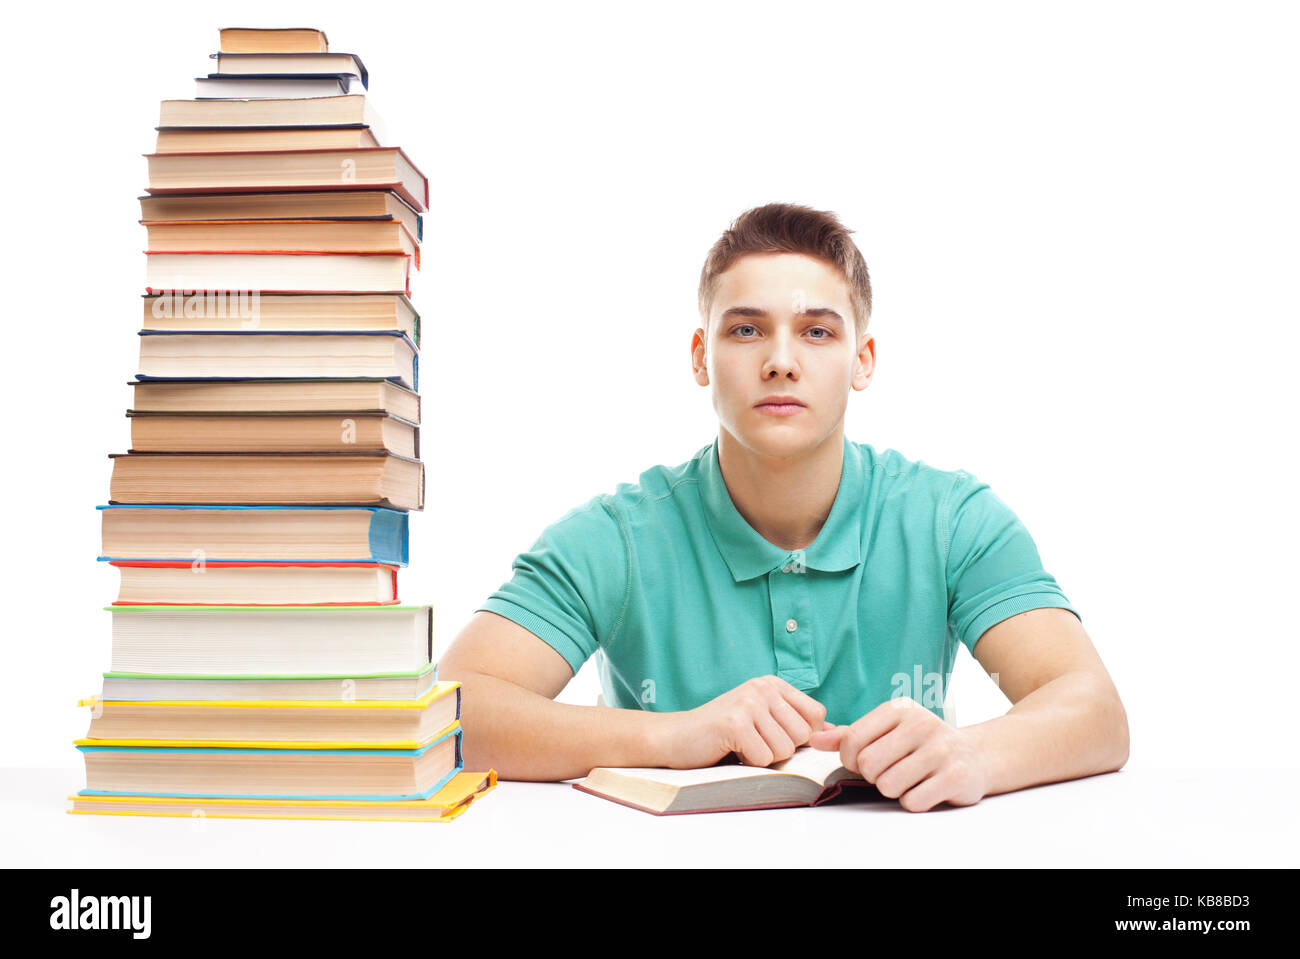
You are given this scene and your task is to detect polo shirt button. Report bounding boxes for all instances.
[785,618,798,633]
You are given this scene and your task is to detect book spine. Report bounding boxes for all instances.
[369,508,409,565]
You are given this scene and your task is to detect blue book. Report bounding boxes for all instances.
[98,505,408,565]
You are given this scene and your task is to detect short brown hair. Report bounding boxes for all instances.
[698,202,872,337]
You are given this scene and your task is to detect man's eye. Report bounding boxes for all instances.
[733,325,757,337]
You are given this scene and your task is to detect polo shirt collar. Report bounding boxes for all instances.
[699,435,866,582]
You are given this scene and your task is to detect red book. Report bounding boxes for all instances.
[109,561,400,606]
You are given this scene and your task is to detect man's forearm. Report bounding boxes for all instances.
[961,669,1130,798]
[449,670,672,781]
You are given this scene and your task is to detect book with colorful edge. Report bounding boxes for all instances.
[79,681,459,744]
[99,664,437,702]
[109,560,401,606]
[75,721,461,800]
[68,769,496,822]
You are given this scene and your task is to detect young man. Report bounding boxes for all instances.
[439,203,1128,813]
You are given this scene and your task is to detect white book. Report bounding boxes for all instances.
[144,252,411,295]
[210,52,368,84]
[195,74,365,98]
[99,669,438,702]
[158,95,387,146]
[136,330,417,387]
[108,605,433,676]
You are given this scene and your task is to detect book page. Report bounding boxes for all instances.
[768,746,854,785]
[589,746,852,787]
[592,764,788,787]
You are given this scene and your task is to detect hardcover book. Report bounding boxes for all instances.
[128,378,420,420]
[126,410,419,457]
[144,251,413,296]
[154,126,381,154]
[138,190,421,241]
[573,747,883,815]
[105,603,433,676]
[135,331,418,389]
[145,146,428,212]
[80,680,460,745]
[211,52,369,87]
[68,769,496,822]
[108,450,424,510]
[194,73,365,98]
[218,27,331,54]
[158,94,384,134]
[143,218,419,267]
[75,721,461,799]
[99,504,410,565]
[98,665,437,702]
[110,560,401,606]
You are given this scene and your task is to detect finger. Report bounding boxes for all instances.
[855,722,930,783]
[770,678,829,730]
[837,700,913,772]
[897,774,950,813]
[872,743,943,800]
[767,694,817,746]
[752,710,797,764]
[807,727,845,751]
[733,722,775,767]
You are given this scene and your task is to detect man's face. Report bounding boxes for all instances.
[693,252,874,459]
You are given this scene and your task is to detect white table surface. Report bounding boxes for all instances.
[4,765,1296,868]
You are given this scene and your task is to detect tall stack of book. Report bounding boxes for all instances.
[70,27,496,822]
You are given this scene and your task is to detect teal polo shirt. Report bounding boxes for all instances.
[476,436,1078,723]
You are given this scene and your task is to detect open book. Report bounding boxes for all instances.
[572,747,881,815]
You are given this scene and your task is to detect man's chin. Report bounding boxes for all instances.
[728,419,823,459]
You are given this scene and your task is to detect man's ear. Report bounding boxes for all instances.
[692,327,709,386]
[852,333,876,391]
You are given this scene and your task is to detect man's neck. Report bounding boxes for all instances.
[716,424,845,552]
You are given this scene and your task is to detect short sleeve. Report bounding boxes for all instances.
[475,495,629,675]
[943,472,1079,654]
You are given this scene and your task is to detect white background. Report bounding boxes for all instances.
[1,0,1296,779]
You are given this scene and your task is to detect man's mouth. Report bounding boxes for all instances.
[754,395,806,416]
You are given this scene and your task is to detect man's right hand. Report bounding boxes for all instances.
[656,675,830,769]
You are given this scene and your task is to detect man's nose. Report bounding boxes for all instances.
[762,328,799,378]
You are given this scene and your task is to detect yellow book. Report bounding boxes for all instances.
[77,681,459,747]
[69,770,497,822]
[74,721,462,799]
